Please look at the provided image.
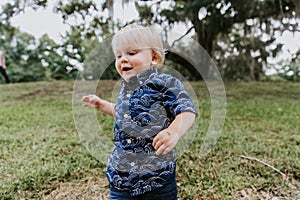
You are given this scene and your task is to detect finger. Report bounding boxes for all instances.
[152,135,160,148]
[82,102,95,108]
[81,95,93,102]
[88,95,96,101]
[152,131,167,148]
[155,144,166,156]
[81,96,89,102]
[153,138,164,150]
[162,146,173,155]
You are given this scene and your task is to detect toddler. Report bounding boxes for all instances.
[82,24,197,200]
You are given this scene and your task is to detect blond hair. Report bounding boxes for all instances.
[111,24,165,67]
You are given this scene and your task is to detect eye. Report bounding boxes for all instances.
[115,54,121,59]
[128,51,136,56]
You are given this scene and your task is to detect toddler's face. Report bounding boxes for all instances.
[114,48,153,82]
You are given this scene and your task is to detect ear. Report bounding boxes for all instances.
[152,51,161,65]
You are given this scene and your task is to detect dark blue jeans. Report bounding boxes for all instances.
[0,67,10,83]
[109,179,178,200]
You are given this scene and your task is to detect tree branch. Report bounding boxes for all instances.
[239,155,287,179]
[171,26,194,47]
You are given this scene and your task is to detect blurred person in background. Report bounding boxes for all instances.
[0,50,10,84]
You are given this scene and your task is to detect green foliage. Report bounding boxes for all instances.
[136,0,300,81]
[1,31,46,83]
[1,0,300,82]
[0,80,299,199]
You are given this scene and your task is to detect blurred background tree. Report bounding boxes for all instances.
[0,0,299,82]
[135,0,300,80]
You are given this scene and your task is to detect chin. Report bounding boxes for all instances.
[122,75,133,82]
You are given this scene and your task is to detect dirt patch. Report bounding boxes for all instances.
[43,171,109,200]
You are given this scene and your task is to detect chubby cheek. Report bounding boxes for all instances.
[115,63,122,76]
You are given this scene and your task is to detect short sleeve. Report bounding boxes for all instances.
[162,76,198,117]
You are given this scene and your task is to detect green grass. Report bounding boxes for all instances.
[0,80,299,199]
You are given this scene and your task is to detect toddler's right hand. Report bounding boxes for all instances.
[81,94,103,109]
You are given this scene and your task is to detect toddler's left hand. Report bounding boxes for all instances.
[152,129,180,156]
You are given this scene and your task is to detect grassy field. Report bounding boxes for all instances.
[0,80,299,199]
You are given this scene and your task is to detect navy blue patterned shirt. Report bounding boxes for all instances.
[106,67,197,196]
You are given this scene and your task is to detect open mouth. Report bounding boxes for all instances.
[122,67,133,72]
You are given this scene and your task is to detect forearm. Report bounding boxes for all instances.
[167,112,196,138]
[152,111,196,155]
[2,57,6,69]
[97,100,116,116]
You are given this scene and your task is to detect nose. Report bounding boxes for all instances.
[120,55,128,63]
